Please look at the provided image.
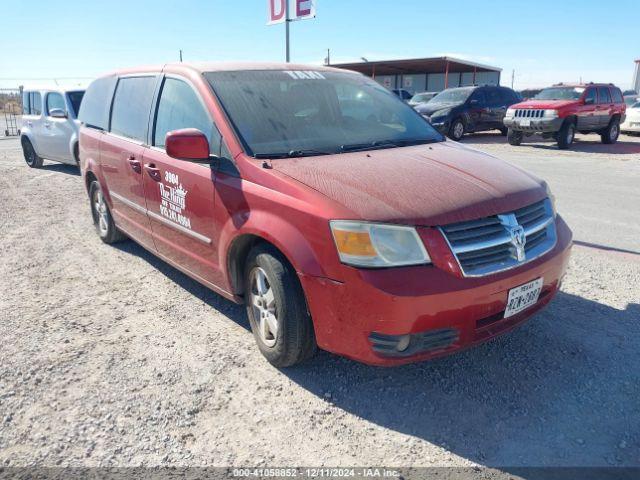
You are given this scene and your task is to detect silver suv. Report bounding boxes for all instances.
[20,87,85,168]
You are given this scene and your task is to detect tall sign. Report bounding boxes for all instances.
[268,0,317,62]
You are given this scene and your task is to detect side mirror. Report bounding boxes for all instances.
[165,128,210,162]
[49,108,67,118]
[584,97,595,105]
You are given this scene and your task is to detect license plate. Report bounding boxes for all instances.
[520,119,531,127]
[504,278,543,318]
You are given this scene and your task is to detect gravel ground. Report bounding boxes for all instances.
[0,134,638,471]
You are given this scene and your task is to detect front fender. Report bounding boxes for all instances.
[219,208,329,282]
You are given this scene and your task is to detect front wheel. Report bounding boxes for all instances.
[22,138,43,168]
[448,118,465,141]
[244,244,316,367]
[557,120,575,150]
[601,118,620,144]
[507,128,523,146]
[89,180,126,244]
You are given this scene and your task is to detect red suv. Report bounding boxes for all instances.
[504,83,626,149]
[78,63,572,367]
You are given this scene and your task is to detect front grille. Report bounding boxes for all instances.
[515,109,545,118]
[440,199,557,277]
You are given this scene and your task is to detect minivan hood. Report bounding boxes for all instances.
[512,99,579,110]
[271,142,546,226]
[416,101,462,115]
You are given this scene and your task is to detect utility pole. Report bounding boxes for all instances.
[285,1,290,62]
[511,69,515,89]
[325,48,331,66]
[179,50,183,62]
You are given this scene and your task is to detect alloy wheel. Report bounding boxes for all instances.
[249,267,278,347]
[93,189,109,236]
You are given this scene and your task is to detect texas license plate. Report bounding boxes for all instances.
[520,119,531,127]
[504,278,543,318]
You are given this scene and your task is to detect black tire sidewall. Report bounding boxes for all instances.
[244,245,316,367]
[558,121,575,149]
[22,139,42,168]
[507,128,523,146]
[602,119,619,144]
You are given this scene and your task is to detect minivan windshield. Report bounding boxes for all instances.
[205,70,443,157]
[429,87,474,104]
[535,87,585,100]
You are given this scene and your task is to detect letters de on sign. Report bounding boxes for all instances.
[268,0,316,25]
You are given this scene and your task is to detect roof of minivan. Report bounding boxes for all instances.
[22,85,87,93]
[103,61,361,77]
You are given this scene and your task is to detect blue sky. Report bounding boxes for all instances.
[2,0,637,89]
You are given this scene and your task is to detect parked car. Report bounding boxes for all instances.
[408,91,437,107]
[79,63,572,367]
[392,88,413,102]
[415,85,521,141]
[621,101,640,133]
[20,87,85,168]
[504,83,626,149]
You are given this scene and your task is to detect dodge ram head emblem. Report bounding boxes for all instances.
[508,225,527,261]
[498,213,527,262]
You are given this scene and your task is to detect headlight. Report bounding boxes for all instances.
[545,183,557,217]
[432,109,451,119]
[505,108,516,118]
[544,109,559,119]
[330,221,431,267]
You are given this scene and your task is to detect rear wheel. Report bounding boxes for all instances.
[244,244,316,367]
[22,138,43,168]
[89,180,126,244]
[448,118,465,141]
[600,118,620,144]
[557,120,575,150]
[507,128,523,146]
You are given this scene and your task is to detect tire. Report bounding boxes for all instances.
[244,244,317,367]
[557,120,576,150]
[89,180,126,244]
[507,128,523,146]
[73,143,80,166]
[499,126,508,136]
[448,118,465,141]
[600,118,620,144]
[22,138,43,168]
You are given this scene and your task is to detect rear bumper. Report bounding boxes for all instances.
[504,117,563,133]
[300,216,572,366]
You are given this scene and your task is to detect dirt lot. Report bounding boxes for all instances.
[0,133,639,471]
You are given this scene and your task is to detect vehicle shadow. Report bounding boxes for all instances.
[111,239,250,331]
[41,162,81,176]
[282,292,640,469]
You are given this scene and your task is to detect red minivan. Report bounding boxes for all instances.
[79,63,572,367]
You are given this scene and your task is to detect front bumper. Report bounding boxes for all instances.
[504,116,563,133]
[422,115,449,134]
[300,216,572,366]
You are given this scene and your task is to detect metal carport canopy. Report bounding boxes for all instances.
[331,56,502,76]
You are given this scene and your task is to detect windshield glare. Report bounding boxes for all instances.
[205,70,442,157]
[535,87,585,100]
[429,88,473,104]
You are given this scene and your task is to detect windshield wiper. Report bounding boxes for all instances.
[253,149,334,159]
[340,138,439,153]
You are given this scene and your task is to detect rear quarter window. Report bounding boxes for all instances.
[29,92,42,115]
[110,76,157,142]
[22,91,30,114]
[79,76,117,130]
[611,88,624,104]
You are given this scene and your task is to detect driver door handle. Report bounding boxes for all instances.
[127,155,142,173]
[144,163,162,181]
